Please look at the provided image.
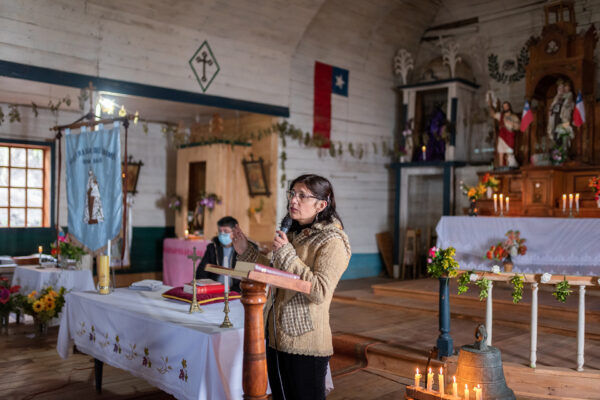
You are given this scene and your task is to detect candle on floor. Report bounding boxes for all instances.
[98,255,110,294]
[414,368,422,388]
[464,384,469,400]
[575,193,580,212]
[453,376,458,397]
[499,194,504,212]
[427,367,433,391]
[562,193,567,212]
[569,193,573,210]
[475,384,482,400]
[505,196,509,213]
[438,367,444,395]
[422,145,427,161]
[493,194,498,213]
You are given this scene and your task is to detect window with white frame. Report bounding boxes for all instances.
[0,143,51,227]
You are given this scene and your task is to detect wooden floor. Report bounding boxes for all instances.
[1,277,599,399]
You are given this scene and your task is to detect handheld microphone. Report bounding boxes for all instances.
[279,214,293,234]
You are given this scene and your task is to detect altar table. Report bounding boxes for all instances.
[57,286,246,400]
[436,216,600,275]
[12,265,95,294]
[163,238,210,287]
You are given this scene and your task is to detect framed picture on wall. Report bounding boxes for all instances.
[242,156,270,197]
[121,155,144,195]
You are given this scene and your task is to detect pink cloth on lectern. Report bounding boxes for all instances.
[162,238,210,287]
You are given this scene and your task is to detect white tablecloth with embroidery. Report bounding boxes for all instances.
[436,216,600,275]
[12,265,95,294]
[57,286,245,400]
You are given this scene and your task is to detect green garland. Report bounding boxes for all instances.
[476,277,491,301]
[457,271,472,295]
[553,277,572,303]
[510,274,524,304]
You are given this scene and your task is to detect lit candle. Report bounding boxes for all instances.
[493,194,498,213]
[414,368,422,388]
[422,145,427,161]
[38,245,43,265]
[569,193,573,210]
[499,194,504,212]
[464,384,469,400]
[184,229,189,239]
[575,193,580,212]
[475,384,482,400]
[453,376,458,397]
[98,255,110,294]
[438,367,444,395]
[505,196,509,213]
[562,194,567,211]
[427,367,433,391]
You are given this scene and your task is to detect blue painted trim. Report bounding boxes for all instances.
[397,77,480,90]
[341,253,383,280]
[450,97,458,146]
[443,165,451,216]
[394,166,401,265]
[0,137,56,226]
[0,60,290,117]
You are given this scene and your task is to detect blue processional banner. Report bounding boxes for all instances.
[66,124,122,251]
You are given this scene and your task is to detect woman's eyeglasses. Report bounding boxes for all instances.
[286,190,319,203]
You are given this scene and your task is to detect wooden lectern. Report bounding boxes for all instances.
[205,263,311,399]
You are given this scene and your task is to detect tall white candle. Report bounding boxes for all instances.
[426,368,433,391]
[569,193,573,210]
[452,376,458,397]
[493,194,498,213]
[224,275,230,294]
[438,367,444,395]
[499,194,504,212]
[562,194,567,211]
[575,193,580,211]
[505,196,509,213]
[475,384,482,400]
[464,384,469,400]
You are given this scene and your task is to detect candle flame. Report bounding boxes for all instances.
[416,368,419,374]
[453,376,456,383]
[477,384,481,389]
[439,367,443,374]
[465,384,468,389]
[428,367,432,373]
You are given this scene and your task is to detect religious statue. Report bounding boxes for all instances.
[547,79,575,150]
[420,105,448,161]
[84,169,104,225]
[488,95,520,168]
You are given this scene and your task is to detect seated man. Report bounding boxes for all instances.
[196,216,241,292]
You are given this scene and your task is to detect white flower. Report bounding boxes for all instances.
[491,265,501,274]
[469,273,478,282]
[541,273,552,283]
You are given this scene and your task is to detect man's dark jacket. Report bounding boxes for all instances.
[196,236,241,293]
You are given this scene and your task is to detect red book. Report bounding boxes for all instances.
[183,283,225,295]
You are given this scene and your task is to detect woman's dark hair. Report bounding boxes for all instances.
[289,174,343,227]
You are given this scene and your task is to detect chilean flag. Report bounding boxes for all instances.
[573,91,586,127]
[313,61,349,147]
[520,100,534,132]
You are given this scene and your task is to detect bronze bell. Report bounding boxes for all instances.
[454,325,515,400]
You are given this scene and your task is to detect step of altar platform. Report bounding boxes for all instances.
[332,278,600,340]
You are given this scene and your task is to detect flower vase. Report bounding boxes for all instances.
[468,199,478,216]
[486,187,493,199]
[33,317,48,337]
[503,255,513,273]
[0,312,9,335]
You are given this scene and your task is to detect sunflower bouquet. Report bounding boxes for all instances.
[460,181,486,201]
[18,286,66,323]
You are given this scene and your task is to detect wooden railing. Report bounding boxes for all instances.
[451,271,599,371]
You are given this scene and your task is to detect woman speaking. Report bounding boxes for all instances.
[232,174,351,400]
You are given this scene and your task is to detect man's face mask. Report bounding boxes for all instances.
[218,232,232,246]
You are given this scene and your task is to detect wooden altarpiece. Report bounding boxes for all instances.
[205,263,311,400]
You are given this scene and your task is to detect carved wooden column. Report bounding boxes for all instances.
[241,280,268,400]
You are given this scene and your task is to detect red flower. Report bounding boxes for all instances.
[0,287,9,304]
[9,285,20,293]
[51,248,58,256]
[486,250,493,259]
[482,173,490,184]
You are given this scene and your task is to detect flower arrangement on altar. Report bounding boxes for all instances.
[589,177,600,202]
[17,286,66,324]
[485,230,527,261]
[197,192,221,212]
[460,181,486,201]
[0,277,21,316]
[481,172,499,190]
[51,232,86,261]
[426,246,460,278]
[168,195,182,212]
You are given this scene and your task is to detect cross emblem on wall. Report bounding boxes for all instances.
[189,41,220,92]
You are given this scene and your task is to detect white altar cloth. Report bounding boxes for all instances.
[12,265,95,294]
[57,286,245,400]
[436,216,600,275]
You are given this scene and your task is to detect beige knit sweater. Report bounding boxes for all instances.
[239,218,351,356]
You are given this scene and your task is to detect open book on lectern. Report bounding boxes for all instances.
[205,261,311,294]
